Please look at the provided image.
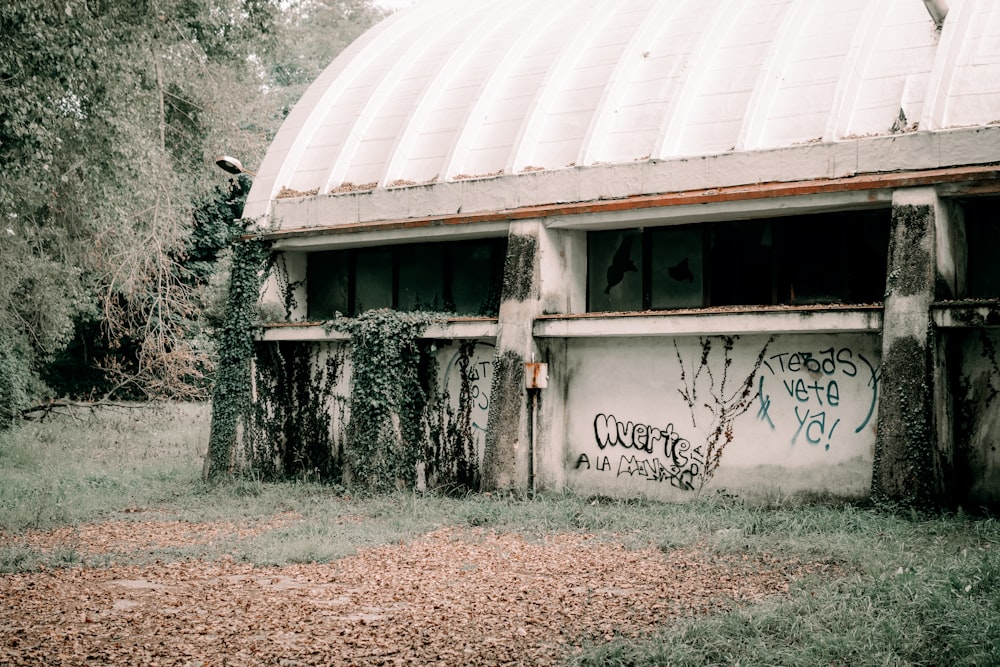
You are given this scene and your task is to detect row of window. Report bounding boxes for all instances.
[307,238,506,318]
[588,210,890,312]
[301,201,999,320]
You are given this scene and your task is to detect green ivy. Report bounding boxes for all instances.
[208,256,486,493]
[246,341,346,482]
[334,309,444,493]
[205,236,271,480]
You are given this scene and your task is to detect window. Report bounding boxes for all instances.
[588,226,705,312]
[588,210,889,312]
[307,238,506,318]
[964,198,1000,299]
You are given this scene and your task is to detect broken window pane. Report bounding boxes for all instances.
[965,198,1000,298]
[588,229,642,312]
[399,243,445,311]
[306,238,507,318]
[586,209,889,313]
[650,225,704,309]
[450,239,503,316]
[710,220,774,306]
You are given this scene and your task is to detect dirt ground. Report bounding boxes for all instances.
[1,516,834,666]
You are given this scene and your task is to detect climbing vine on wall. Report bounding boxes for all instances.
[205,237,271,480]
[675,335,773,489]
[429,340,481,492]
[246,341,347,481]
[333,309,445,493]
[207,246,486,491]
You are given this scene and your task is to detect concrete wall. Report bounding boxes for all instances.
[538,333,879,501]
[250,162,1000,509]
[951,328,1000,509]
[244,337,496,487]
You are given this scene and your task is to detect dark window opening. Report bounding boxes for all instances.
[307,238,506,319]
[588,210,889,312]
[964,198,1000,299]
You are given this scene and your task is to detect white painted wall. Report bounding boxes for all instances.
[552,333,880,500]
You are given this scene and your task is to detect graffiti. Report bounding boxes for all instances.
[570,336,880,497]
[676,336,772,487]
[616,454,701,491]
[585,413,703,490]
[757,346,880,450]
[575,453,611,471]
[593,413,689,455]
[443,342,494,434]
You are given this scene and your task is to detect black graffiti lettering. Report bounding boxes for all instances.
[837,347,857,377]
[666,429,693,470]
[594,414,618,449]
[819,348,837,375]
[634,423,650,450]
[617,455,641,477]
[592,413,663,454]
[589,413,700,490]
[616,455,698,491]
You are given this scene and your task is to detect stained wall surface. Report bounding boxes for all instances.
[548,334,880,500]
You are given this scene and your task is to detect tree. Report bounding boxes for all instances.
[0,0,383,420]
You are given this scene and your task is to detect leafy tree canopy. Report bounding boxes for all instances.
[0,0,383,418]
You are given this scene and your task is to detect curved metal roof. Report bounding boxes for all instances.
[246,0,1000,220]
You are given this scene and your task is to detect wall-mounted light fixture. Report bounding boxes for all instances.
[215,155,256,177]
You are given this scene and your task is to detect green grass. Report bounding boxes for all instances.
[567,506,1000,667]
[1,403,999,665]
[0,402,208,532]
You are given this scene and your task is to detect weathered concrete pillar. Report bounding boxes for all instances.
[872,187,956,508]
[481,220,543,492]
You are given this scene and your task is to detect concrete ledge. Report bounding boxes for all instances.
[534,306,883,338]
[264,126,1000,232]
[932,301,1000,328]
[258,318,500,342]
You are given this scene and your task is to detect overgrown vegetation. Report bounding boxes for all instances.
[0,0,383,423]
[2,404,999,666]
[205,237,272,479]
[208,300,482,493]
[334,309,444,493]
[245,341,347,482]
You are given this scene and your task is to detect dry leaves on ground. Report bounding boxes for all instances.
[2,521,838,666]
[2,513,303,557]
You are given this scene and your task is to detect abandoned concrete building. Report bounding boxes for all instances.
[232,0,1000,508]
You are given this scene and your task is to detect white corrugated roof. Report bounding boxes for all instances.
[245,0,1000,221]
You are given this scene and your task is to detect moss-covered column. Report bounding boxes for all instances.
[481,220,544,492]
[872,188,954,508]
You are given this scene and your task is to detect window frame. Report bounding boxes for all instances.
[306,237,507,319]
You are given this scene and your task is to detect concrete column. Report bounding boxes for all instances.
[481,220,544,492]
[872,187,955,507]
